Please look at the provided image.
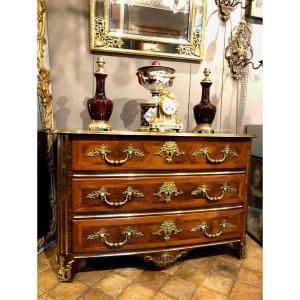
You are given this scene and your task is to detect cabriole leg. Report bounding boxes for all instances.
[233,237,247,259]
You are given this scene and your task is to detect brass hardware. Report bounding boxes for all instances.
[215,0,254,21]
[87,144,144,165]
[153,182,183,203]
[73,170,246,178]
[191,183,236,201]
[87,226,143,248]
[225,20,263,80]
[96,57,106,74]
[154,141,185,163]
[191,219,235,238]
[73,205,243,219]
[144,251,187,267]
[153,221,182,241]
[192,145,238,163]
[56,254,74,282]
[86,186,144,207]
[52,129,256,139]
[88,120,112,131]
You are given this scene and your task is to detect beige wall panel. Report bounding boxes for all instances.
[93,54,149,132]
[188,0,226,132]
[243,21,263,127]
[46,0,94,130]
[45,0,262,132]
[218,5,242,133]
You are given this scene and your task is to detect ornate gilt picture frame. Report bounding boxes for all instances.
[248,0,263,19]
[89,0,207,61]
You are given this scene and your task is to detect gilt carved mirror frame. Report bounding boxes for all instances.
[37,0,56,250]
[90,0,207,61]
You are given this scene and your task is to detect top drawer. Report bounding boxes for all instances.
[71,137,250,172]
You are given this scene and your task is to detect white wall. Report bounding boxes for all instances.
[45,0,262,132]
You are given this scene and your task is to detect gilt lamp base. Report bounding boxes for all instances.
[88,120,112,131]
[192,123,214,134]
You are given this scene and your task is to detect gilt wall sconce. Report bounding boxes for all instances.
[225,20,263,80]
[215,0,253,21]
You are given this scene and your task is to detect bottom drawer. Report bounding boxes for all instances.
[72,209,244,254]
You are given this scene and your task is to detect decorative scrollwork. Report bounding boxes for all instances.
[215,0,254,21]
[144,251,187,267]
[37,0,53,130]
[87,144,145,165]
[153,182,183,203]
[86,186,144,207]
[87,226,143,248]
[225,20,263,80]
[192,145,238,164]
[37,0,56,252]
[191,219,235,238]
[93,16,124,49]
[177,30,202,56]
[56,254,74,282]
[191,183,236,201]
[153,220,182,241]
[154,141,185,163]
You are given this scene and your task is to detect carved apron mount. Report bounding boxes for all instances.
[143,250,188,268]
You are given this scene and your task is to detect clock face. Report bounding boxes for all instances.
[162,98,177,116]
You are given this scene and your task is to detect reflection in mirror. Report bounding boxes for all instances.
[109,0,190,40]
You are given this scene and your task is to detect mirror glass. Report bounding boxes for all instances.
[109,0,190,40]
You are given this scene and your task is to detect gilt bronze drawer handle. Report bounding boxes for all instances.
[153,182,183,203]
[154,141,185,163]
[87,144,145,165]
[191,219,235,238]
[153,220,182,241]
[191,183,236,201]
[87,226,143,248]
[86,186,144,207]
[192,145,238,163]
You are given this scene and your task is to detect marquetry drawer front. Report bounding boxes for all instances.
[71,137,250,171]
[72,209,243,254]
[72,174,246,213]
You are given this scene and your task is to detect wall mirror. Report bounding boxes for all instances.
[90,0,207,61]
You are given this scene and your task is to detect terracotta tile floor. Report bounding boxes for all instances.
[38,235,262,300]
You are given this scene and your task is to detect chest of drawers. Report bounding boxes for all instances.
[54,130,253,282]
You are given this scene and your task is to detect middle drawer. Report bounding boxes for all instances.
[72,173,246,213]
